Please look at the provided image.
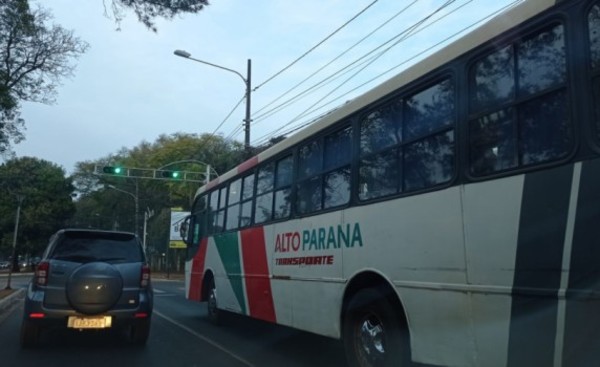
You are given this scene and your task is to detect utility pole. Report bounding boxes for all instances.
[244,59,252,150]
[5,195,24,290]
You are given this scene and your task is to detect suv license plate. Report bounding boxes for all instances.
[68,316,112,329]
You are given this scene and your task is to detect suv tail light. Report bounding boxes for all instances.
[140,264,150,288]
[36,261,50,286]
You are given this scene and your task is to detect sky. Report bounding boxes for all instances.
[11,0,517,175]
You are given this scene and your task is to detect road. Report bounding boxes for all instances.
[0,276,347,367]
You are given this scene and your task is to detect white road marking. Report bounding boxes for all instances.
[154,310,254,367]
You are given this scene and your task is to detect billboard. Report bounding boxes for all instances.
[170,209,189,249]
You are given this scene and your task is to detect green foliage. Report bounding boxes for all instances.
[108,0,209,32]
[0,157,75,258]
[70,133,246,257]
[0,0,88,154]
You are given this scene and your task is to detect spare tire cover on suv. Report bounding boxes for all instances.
[66,262,124,315]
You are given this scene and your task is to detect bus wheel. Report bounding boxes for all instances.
[343,288,410,367]
[207,279,220,325]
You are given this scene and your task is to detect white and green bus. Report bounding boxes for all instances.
[181,0,600,365]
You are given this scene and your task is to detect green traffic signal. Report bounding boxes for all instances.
[161,170,181,179]
[102,166,125,175]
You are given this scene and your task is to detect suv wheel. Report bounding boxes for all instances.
[130,319,151,346]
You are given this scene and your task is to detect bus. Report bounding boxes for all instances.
[180,0,600,365]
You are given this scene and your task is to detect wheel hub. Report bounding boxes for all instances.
[208,288,217,316]
[358,315,386,364]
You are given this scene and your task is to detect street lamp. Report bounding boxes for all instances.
[174,49,252,150]
[106,184,139,236]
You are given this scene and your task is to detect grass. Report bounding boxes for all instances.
[0,288,15,300]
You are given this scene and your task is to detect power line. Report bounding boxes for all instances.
[253,0,458,143]
[209,94,245,137]
[251,0,459,127]
[252,0,419,121]
[253,0,379,91]
[225,122,244,141]
[251,55,374,124]
[286,0,459,124]
[252,0,522,147]
[298,0,521,121]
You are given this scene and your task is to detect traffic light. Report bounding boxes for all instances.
[161,170,181,179]
[102,166,125,175]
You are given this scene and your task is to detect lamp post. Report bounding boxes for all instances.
[174,50,252,150]
[106,184,139,236]
[143,208,154,256]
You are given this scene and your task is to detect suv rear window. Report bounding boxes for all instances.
[50,231,143,263]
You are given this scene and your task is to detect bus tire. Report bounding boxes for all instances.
[207,278,221,325]
[343,288,410,367]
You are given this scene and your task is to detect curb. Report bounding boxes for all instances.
[0,288,25,316]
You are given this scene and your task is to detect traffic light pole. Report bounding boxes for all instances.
[94,165,214,183]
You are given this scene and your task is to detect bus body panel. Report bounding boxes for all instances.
[341,186,472,365]
[463,175,524,288]
[208,236,244,314]
[461,174,525,367]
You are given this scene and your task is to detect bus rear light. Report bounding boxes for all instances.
[35,261,50,286]
[29,313,45,319]
[134,312,149,318]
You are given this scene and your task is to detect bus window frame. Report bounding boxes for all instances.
[465,18,576,181]
[586,1,600,153]
[357,74,457,203]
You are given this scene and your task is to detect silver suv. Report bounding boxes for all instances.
[20,229,153,347]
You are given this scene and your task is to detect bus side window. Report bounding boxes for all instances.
[297,140,323,214]
[225,178,242,231]
[240,173,255,227]
[402,79,455,191]
[274,155,293,219]
[359,101,401,201]
[588,4,600,141]
[215,186,227,232]
[255,163,275,224]
[469,23,571,176]
[323,127,352,209]
[207,190,219,234]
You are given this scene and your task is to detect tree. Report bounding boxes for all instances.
[0,157,75,260]
[107,0,209,32]
[70,133,246,265]
[0,0,89,154]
